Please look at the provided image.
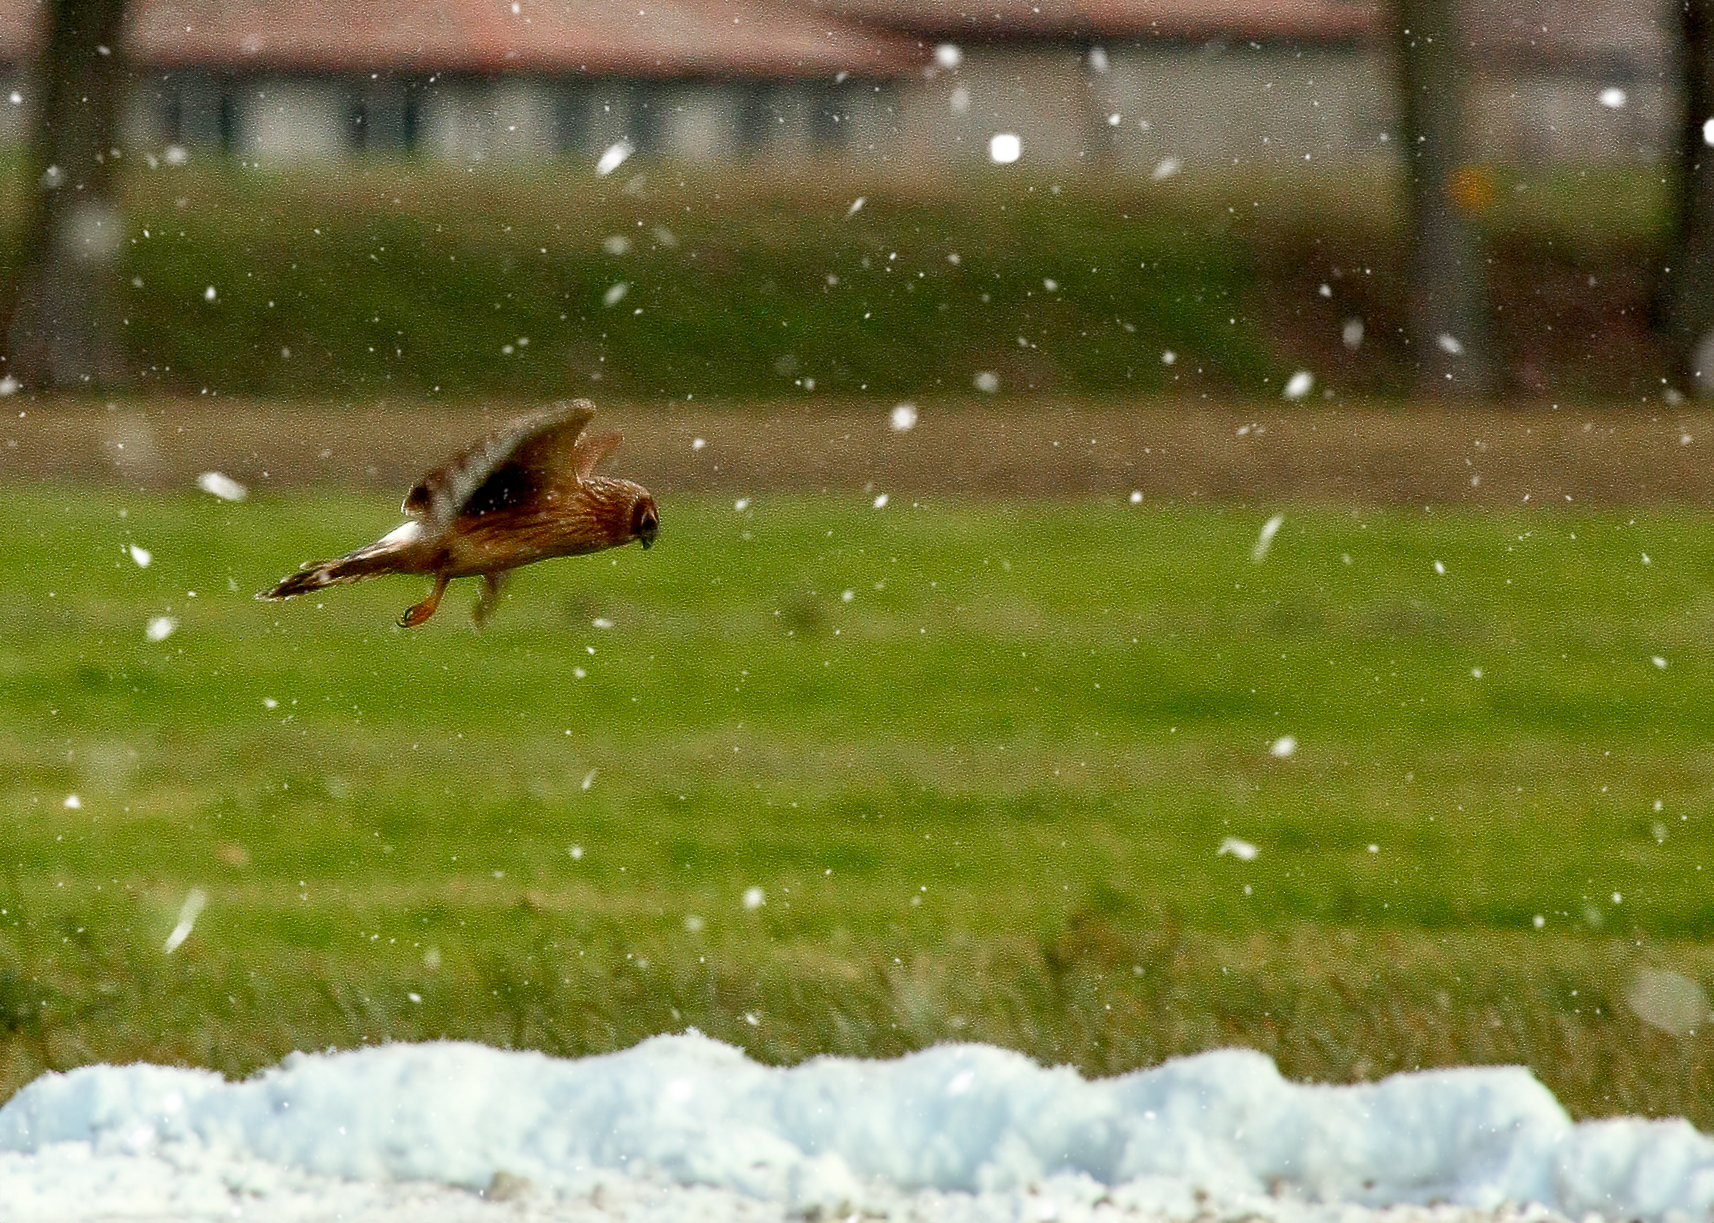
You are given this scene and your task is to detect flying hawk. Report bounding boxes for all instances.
[260,400,658,627]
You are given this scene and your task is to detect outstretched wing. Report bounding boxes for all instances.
[403,401,597,528]
[569,428,623,481]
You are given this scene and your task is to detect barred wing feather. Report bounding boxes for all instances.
[402,401,597,527]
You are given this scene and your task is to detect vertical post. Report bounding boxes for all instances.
[1,0,130,390]
[1394,0,1493,396]
[1663,0,1714,395]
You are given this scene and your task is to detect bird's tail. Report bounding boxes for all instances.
[258,540,410,601]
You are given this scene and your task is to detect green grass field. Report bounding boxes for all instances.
[5,483,1714,1122]
[0,161,1676,400]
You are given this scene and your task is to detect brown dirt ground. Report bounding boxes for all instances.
[4,395,1714,507]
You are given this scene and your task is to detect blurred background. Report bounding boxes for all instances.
[1,0,1711,405]
[7,0,1714,1133]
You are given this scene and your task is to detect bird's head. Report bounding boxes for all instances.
[630,493,660,550]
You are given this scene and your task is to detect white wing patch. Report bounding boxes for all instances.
[378,520,424,547]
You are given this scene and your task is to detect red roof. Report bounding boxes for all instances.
[786,0,1379,42]
[0,0,925,76]
[0,0,1662,74]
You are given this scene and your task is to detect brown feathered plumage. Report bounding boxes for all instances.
[259,400,658,627]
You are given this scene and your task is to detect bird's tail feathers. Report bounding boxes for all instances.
[257,541,409,601]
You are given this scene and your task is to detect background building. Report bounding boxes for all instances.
[0,0,1682,169]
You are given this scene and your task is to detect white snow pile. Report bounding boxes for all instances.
[1,1034,1712,1222]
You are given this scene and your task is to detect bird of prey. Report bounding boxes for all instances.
[259,400,658,627]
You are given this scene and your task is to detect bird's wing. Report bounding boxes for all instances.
[403,401,596,527]
[570,429,623,482]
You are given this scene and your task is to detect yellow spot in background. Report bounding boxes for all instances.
[1447,164,1495,214]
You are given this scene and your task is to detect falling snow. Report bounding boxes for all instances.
[161,889,207,955]
[1218,836,1260,860]
[195,472,247,501]
[1627,969,1711,1036]
[595,140,634,176]
[1251,513,1285,563]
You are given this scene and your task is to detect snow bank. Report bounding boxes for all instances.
[1,1034,1711,1221]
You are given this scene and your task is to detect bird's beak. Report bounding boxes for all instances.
[640,535,654,550]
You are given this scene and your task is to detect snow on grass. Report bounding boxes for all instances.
[0,1035,1710,1222]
